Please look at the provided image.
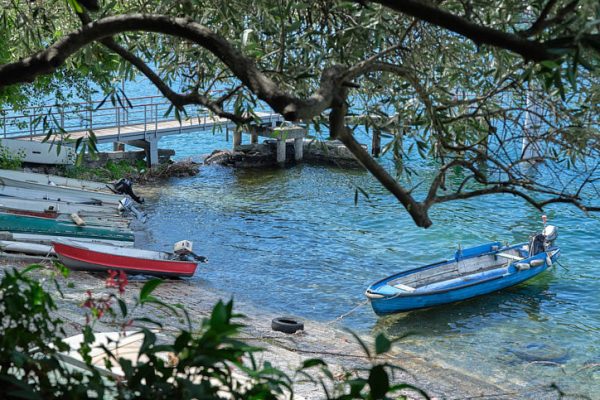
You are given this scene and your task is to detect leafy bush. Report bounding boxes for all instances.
[0,140,24,170]
[0,266,428,399]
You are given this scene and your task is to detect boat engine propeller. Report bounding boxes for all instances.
[118,197,147,222]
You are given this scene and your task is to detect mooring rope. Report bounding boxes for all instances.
[326,299,369,325]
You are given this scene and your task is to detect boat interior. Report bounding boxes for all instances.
[387,246,528,293]
[57,240,171,260]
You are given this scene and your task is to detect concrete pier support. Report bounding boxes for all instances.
[146,138,159,166]
[277,139,287,165]
[294,138,303,161]
[124,138,160,166]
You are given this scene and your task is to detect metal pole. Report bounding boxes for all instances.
[117,106,121,139]
[60,107,65,141]
[29,115,33,141]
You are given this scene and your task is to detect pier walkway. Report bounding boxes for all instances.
[1,95,287,165]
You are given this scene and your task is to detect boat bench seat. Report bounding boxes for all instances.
[393,283,416,292]
[496,252,523,261]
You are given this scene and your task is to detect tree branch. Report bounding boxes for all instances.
[364,0,571,61]
[0,14,342,121]
[328,89,432,227]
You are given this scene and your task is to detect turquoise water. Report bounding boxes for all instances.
[136,129,599,397]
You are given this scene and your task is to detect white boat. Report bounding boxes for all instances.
[2,232,134,247]
[0,169,114,192]
[0,240,54,256]
[0,197,121,216]
[0,139,76,165]
[0,178,122,204]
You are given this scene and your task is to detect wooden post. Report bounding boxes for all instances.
[372,128,381,157]
[294,137,303,161]
[276,139,286,166]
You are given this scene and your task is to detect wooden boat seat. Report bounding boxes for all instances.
[496,252,523,261]
[393,283,416,292]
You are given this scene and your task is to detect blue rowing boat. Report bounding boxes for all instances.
[365,225,559,316]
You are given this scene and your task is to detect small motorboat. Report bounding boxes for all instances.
[53,240,207,277]
[365,224,560,316]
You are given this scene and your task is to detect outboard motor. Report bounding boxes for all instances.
[173,240,208,263]
[118,197,147,222]
[543,225,558,247]
[528,222,558,257]
[113,178,144,204]
[528,233,546,256]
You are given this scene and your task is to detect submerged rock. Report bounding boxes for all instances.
[507,342,570,364]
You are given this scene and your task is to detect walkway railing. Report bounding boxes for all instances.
[0,94,269,141]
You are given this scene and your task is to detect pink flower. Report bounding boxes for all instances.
[105,270,118,289]
[118,270,128,294]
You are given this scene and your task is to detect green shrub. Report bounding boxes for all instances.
[0,266,428,399]
[0,140,24,170]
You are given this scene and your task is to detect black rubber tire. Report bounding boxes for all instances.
[271,317,304,334]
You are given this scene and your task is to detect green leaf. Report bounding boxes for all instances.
[139,278,162,303]
[21,264,43,274]
[375,333,391,355]
[368,365,390,399]
[300,358,327,370]
[117,298,127,318]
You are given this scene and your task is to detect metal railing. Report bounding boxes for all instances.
[0,94,281,141]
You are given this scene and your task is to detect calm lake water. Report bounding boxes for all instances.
[128,128,599,397]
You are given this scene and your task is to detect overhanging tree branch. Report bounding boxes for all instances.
[76,13,251,123]
[364,0,580,61]
[0,14,341,122]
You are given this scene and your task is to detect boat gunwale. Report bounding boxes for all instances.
[53,241,196,266]
[366,242,554,299]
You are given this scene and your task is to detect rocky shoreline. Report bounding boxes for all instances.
[0,258,558,400]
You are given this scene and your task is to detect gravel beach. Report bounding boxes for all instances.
[0,257,563,399]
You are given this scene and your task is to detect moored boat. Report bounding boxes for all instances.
[6,232,134,247]
[0,213,134,242]
[0,197,121,216]
[0,177,123,204]
[365,225,560,316]
[53,240,206,277]
[0,169,112,192]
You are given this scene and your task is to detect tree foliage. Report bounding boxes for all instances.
[0,0,598,226]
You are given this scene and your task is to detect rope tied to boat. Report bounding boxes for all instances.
[326,299,369,325]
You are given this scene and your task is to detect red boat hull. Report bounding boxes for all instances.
[53,242,198,277]
[1,207,58,219]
